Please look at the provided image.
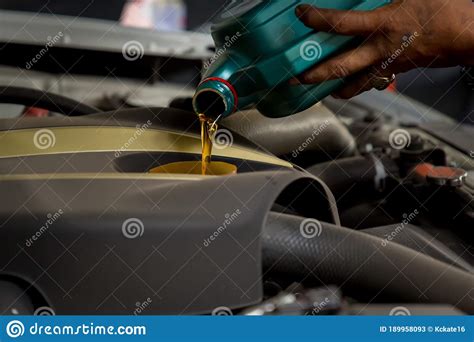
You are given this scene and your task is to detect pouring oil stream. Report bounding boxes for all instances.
[198,114,220,175]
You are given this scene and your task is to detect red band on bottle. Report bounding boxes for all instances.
[200,77,239,113]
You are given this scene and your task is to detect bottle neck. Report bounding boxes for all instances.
[192,77,238,119]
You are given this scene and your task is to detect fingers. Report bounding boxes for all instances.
[332,66,397,99]
[296,4,389,35]
[332,73,376,99]
[293,42,382,84]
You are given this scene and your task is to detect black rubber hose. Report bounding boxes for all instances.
[0,281,35,315]
[0,86,100,116]
[262,213,474,313]
[307,156,390,201]
[363,225,474,273]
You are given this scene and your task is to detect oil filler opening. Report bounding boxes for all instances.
[193,90,227,119]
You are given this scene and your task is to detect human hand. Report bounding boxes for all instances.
[290,0,474,98]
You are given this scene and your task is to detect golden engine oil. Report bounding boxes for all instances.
[199,113,217,175]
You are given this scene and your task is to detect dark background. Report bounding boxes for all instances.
[0,0,471,122]
[0,0,229,30]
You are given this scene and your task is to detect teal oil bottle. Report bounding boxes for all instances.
[192,0,391,119]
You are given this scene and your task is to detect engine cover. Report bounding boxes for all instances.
[0,107,337,314]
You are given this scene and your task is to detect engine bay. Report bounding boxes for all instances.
[0,10,472,317]
[0,96,472,316]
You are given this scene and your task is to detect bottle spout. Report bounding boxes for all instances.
[192,77,238,120]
